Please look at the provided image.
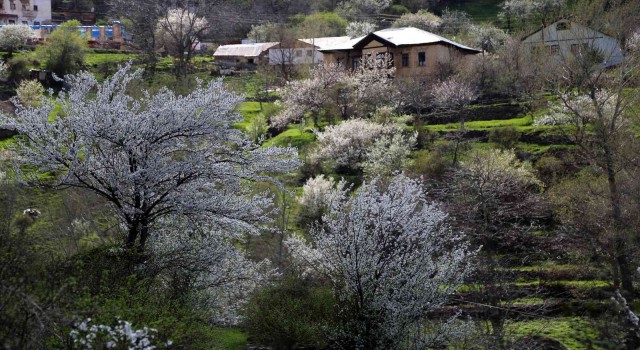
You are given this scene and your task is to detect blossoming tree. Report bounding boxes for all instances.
[0,64,299,251]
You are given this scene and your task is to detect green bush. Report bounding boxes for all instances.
[16,79,45,107]
[7,55,40,81]
[535,155,565,185]
[489,126,521,149]
[406,149,450,181]
[36,20,88,76]
[243,276,335,350]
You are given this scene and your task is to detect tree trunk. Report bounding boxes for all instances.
[604,145,634,297]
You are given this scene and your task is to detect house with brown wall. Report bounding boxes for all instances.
[320,27,481,77]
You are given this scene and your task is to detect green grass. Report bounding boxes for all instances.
[509,317,602,350]
[0,137,16,150]
[514,280,611,288]
[425,116,533,132]
[263,126,316,149]
[235,101,267,131]
[209,327,247,350]
[503,297,547,306]
[512,264,583,272]
[85,52,138,66]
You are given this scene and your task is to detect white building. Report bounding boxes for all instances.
[0,0,52,25]
[522,19,623,68]
[268,36,351,66]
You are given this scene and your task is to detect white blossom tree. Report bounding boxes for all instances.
[337,0,392,17]
[287,175,473,349]
[0,64,300,251]
[346,21,377,38]
[156,8,209,75]
[0,24,33,57]
[392,10,442,33]
[271,57,398,129]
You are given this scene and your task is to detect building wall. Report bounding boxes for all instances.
[324,43,476,77]
[522,20,623,68]
[0,0,52,25]
[269,41,325,65]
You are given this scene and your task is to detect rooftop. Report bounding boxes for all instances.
[321,27,480,53]
[213,42,279,57]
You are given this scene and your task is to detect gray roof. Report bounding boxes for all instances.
[213,42,279,58]
[299,36,352,50]
[321,27,480,52]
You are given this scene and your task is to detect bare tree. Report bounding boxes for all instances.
[156,7,210,76]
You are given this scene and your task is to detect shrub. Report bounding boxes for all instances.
[36,20,88,76]
[7,56,40,81]
[489,126,521,149]
[15,80,45,108]
[535,155,565,185]
[406,149,450,181]
[248,113,268,144]
[242,277,335,350]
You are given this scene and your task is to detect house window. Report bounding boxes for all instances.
[418,52,426,66]
[547,45,560,55]
[352,57,360,70]
[34,5,38,11]
[401,53,409,67]
[22,4,27,10]
[10,3,16,10]
[295,50,302,57]
[248,58,254,64]
[556,22,570,31]
[306,50,313,57]
[33,21,40,25]
[8,20,15,24]
[22,21,28,25]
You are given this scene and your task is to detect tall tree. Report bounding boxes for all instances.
[0,65,300,251]
[545,19,640,296]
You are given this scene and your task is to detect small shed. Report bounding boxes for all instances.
[213,42,279,66]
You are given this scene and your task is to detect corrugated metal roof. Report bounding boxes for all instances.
[213,42,279,57]
[320,27,480,52]
[299,36,352,50]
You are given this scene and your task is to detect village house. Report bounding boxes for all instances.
[319,27,481,77]
[521,19,623,68]
[0,0,52,25]
[268,36,351,66]
[213,42,279,67]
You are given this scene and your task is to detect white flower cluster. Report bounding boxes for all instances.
[313,119,415,176]
[69,318,172,349]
